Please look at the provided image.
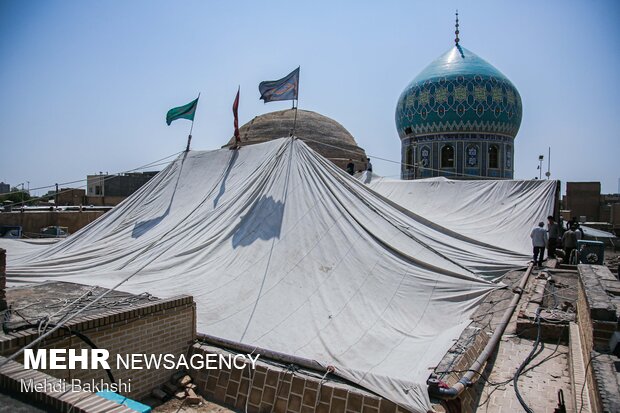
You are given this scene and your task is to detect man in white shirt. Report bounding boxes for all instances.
[531,221,548,267]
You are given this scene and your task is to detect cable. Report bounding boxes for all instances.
[513,308,541,413]
[578,352,606,413]
[3,321,115,384]
[2,150,183,208]
[314,365,335,408]
[300,136,506,180]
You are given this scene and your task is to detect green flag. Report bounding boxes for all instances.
[166,97,199,126]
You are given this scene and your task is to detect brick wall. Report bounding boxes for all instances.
[566,182,601,222]
[190,344,407,413]
[0,295,196,400]
[577,264,620,413]
[443,331,491,412]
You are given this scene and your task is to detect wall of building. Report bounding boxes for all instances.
[576,264,620,413]
[0,294,196,400]
[565,182,601,222]
[0,211,106,235]
[87,172,158,198]
[401,134,514,180]
[84,195,126,206]
[612,204,620,234]
[56,188,86,206]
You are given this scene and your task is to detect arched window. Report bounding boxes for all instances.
[405,146,414,170]
[488,144,499,169]
[506,145,512,169]
[420,146,430,168]
[466,144,479,167]
[441,144,454,168]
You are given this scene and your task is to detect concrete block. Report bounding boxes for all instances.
[186,388,201,405]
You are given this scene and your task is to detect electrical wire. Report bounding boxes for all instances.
[578,352,606,413]
[299,135,509,180]
[513,308,541,412]
[2,150,183,208]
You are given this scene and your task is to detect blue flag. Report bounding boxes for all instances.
[259,67,299,102]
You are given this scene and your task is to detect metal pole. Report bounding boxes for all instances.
[186,120,194,152]
[291,67,300,137]
[186,92,200,152]
[429,263,535,399]
[291,100,299,137]
[546,147,551,179]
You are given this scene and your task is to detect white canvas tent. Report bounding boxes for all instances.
[2,138,532,412]
[360,173,558,256]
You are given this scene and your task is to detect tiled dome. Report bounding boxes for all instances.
[396,45,522,139]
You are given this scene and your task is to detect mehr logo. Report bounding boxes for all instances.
[23,349,261,371]
[24,349,110,370]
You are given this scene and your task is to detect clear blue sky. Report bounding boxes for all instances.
[1,0,619,194]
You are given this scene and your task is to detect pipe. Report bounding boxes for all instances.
[196,332,326,372]
[428,262,534,399]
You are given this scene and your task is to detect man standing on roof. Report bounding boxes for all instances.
[562,226,578,264]
[547,216,559,259]
[366,158,373,172]
[531,221,547,267]
[574,222,584,240]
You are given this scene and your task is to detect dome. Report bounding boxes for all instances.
[227,109,368,171]
[396,44,522,139]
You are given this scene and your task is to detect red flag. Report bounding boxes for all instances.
[233,86,240,143]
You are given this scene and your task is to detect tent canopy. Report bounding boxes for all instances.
[360,172,558,256]
[2,138,532,412]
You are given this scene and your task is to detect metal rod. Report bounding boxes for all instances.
[291,99,299,137]
[186,92,200,152]
[291,67,300,137]
[547,146,551,179]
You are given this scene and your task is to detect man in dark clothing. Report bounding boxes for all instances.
[562,226,578,264]
[547,216,559,258]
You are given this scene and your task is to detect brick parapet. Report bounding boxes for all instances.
[189,343,408,413]
[577,264,620,413]
[0,293,196,400]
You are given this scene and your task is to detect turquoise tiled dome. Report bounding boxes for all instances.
[396,45,522,138]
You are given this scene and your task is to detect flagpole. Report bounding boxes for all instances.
[186,92,200,152]
[291,67,300,137]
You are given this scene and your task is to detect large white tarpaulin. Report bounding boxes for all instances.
[2,138,532,412]
[360,173,558,256]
